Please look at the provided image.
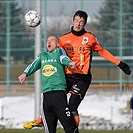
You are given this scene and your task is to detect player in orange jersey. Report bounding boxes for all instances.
[59,10,131,126]
[23,10,131,129]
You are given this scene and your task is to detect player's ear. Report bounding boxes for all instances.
[57,42,59,48]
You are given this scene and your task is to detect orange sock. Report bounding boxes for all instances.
[36,116,43,124]
[74,115,80,126]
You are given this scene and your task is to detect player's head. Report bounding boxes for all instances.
[46,36,59,52]
[72,10,88,32]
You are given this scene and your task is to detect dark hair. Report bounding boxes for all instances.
[73,10,88,25]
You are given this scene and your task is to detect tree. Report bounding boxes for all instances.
[0,0,34,64]
[92,0,133,56]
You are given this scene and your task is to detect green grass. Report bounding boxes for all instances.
[0,129,133,133]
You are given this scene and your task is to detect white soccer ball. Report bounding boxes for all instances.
[25,10,41,27]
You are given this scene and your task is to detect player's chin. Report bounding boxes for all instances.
[47,48,52,52]
[74,27,82,32]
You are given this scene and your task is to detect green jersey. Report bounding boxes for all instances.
[23,48,72,93]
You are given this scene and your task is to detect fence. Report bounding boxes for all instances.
[0,0,133,91]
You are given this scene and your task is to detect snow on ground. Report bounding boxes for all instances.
[78,92,131,124]
[0,91,132,129]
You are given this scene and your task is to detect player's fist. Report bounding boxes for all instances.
[69,62,76,69]
[18,73,27,83]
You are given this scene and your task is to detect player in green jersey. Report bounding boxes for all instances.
[18,36,79,133]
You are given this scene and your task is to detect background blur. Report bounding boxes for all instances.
[0,0,133,92]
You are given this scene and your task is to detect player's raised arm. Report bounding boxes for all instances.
[92,35,131,75]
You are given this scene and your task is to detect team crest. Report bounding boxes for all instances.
[42,60,45,63]
[82,36,88,44]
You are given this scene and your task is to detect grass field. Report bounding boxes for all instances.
[0,129,133,133]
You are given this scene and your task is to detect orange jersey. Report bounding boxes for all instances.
[59,30,120,74]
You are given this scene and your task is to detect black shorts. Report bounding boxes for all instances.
[41,91,79,133]
[66,74,92,99]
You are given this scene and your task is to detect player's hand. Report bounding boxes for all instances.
[118,61,131,75]
[18,74,27,83]
[69,62,76,69]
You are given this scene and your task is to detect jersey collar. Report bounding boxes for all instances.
[71,26,87,36]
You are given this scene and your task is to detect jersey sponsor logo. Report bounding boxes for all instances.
[64,43,87,54]
[42,65,57,76]
[82,36,88,44]
[42,59,57,63]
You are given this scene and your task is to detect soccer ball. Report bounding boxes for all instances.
[25,10,41,27]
